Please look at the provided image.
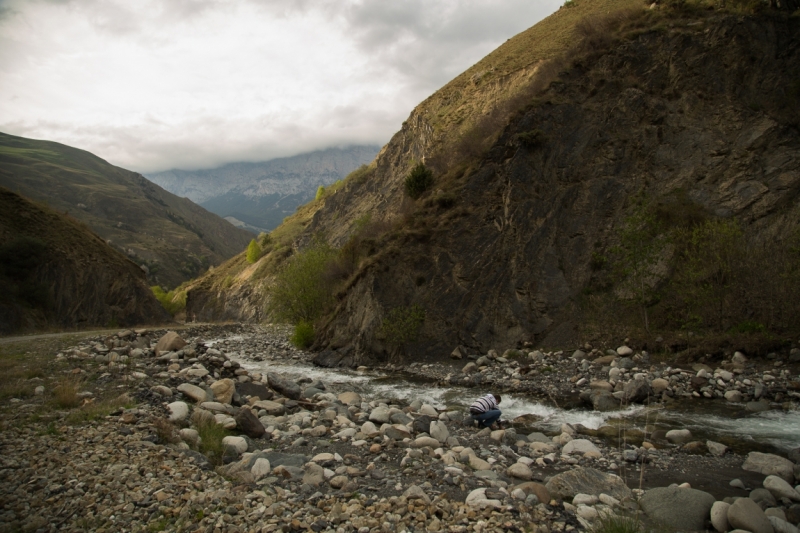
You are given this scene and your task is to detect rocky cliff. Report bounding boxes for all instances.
[185,1,800,361]
[0,187,169,333]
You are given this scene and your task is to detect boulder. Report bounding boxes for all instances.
[743,452,796,483]
[236,382,273,401]
[234,407,265,439]
[430,421,449,443]
[468,455,492,471]
[210,379,235,405]
[545,467,632,501]
[590,390,620,412]
[221,436,247,455]
[708,441,728,457]
[639,486,715,532]
[167,401,189,422]
[451,346,467,360]
[764,475,800,501]
[302,462,325,486]
[155,331,186,356]
[623,378,653,403]
[465,488,502,509]
[768,516,799,533]
[177,383,210,403]
[412,415,433,435]
[251,458,271,480]
[562,439,601,456]
[711,501,731,532]
[267,373,301,400]
[727,497,775,533]
[507,463,533,480]
[338,392,362,406]
[617,346,633,356]
[312,349,343,368]
[369,406,391,424]
[651,378,669,393]
[666,429,693,444]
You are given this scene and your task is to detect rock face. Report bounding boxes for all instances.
[639,486,716,532]
[0,187,169,333]
[545,467,632,501]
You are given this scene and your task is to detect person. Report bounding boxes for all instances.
[469,393,503,429]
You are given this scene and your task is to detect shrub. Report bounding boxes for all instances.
[53,374,82,408]
[379,304,426,354]
[246,239,262,264]
[269,241,337,323]
[315,186,326,201]
[404,163,434,199]
[151,286,187,316]
[591,512,642,533]
[517,129,548,148]
[291,321,315,349]
[196,419,229,466]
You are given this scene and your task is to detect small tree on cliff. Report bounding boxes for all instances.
[246,239,262,264]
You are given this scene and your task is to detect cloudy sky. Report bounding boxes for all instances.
[0,0,561,173]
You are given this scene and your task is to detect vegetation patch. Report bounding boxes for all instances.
[404,163,435,199]
[378,304,426,357]
[151,285,187,316]
[290,321,315,349]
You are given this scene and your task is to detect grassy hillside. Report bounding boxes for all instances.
[0,187,169,332]
[0,132,253,289]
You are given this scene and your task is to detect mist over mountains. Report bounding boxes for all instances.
[146,146,380,233]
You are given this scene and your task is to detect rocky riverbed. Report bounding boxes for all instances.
[1,324,800,533]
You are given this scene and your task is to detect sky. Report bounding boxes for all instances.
[0,0,562,173]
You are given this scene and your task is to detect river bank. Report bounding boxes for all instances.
[1,323,799,532]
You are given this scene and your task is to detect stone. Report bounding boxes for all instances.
[337,392,361,406]
[747,401,771,413]
[562,439,601,456]
[167,401,189,422]
[711,501,731,533]
[666,429,693,444]
[403,485,431,504]
[743,452,796,482]
[514,482,550,504]
[236,382,273,401]
[617,346,633,356]
[329,475,348,489]
[267,372,301,400]
[210,379,236,404]
[419,404,438,417]
[769,516,799,533]
[639,486,716,532]
[151,385,173,397]
[465,488,502,509]
[462,362,478,374]
[190,408,214,427]
[177,383,209,403]
[222,436,247,455]
[651,378,669,393]
[545,467,632,501]
[573,494,599,506]
[360,421,380,437]
[728,496,774,533]
[764,475,800,501]
[303,462,325,486]
[412,415,432,434]
[733,351,748,364]
[507,463,533,480]
[624,378,653,403]
[312,350,343,368]
[413,436,441,449]
[572,350,588,361]
[251,458,271,480]
[179,428,199,446]
[369,406,391,424]
[430,421,449,443]
[252,400,285,416]
[155,331,186,356]
[708,441,728,457]
[451,346,466,360]
[590,390,620,412]
[752,488,778,508]
[725,390,743,403]
[384,425,411,441]
[234,407,265,439]
[469,455,492,471]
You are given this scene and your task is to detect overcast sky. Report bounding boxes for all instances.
[0,0,561,173]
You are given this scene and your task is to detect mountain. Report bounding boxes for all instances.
[0,187,169,333]
[182,0,800,361]
[146,146,380,232]
[0,132,253,289]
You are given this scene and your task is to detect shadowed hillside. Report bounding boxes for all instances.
[0,133,253,289]
[0,187,169,333]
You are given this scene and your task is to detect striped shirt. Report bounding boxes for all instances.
[470,394,498,414]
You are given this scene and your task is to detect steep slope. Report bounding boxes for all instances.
[146,146,380,232]
[0,187,169,333]
[0,133,253,289]
[186,1,800,360]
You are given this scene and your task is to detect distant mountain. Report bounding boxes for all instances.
[0,187,169,333]
[146,146,380,232]
[0,132,253,289]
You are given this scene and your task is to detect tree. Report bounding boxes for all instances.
[268,242,336,323]
[404,163,434,199]
[246,239,262,264]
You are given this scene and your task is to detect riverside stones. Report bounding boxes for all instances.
[545,468,632,501]
[267,372,301,400]
[561,439,600,456]
[430,421,449,443]
[711,501,732,532]
[744,452,797,483]
[666,429,693,444]
[177,383,210,403]
[210,378,235,404]
[764,475,800,501]
[155,331,186,356]
[167,401,189,422]
[639,486,716,532]
[728,496,775,533]
[234,407,265,438]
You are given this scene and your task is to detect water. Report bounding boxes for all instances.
[234,351,800,452]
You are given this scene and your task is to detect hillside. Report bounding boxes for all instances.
[0,133,253,289]
[146,146,380,232]
[184,0,800,361]
[0,187,169,332]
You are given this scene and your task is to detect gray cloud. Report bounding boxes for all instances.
[0,0,561,172]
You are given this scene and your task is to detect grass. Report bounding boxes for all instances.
[196,419,230,465]
[53,373,83,408]
[64,393,136,425]
[591,512,643,533]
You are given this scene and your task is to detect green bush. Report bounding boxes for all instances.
[246,239,262,264]
[291,321,315,349]
[315,186,326,201]
[517,129,548,147]
[151,286,187,315]
[404,163,434,199]
[269,241,337,323]
[379,304,426,353]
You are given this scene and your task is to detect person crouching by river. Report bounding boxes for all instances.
[470,393,503,430]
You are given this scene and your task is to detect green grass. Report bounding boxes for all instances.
[591,513,643,533]
[196,420,231,465]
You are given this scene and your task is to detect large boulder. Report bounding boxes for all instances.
[589,390,620,412]
[764,475,800,501]
[743,452,796,483]
[623,378,653,403]
[155,331,186,356]
[210,379,236,405]
[177,383,211,403]
[236,382,273,401]
[562,439,601,456]
[267,372,302,400]
[234,407,266,439]
[312,350,343,368]
[727,497,775,533]
[639,486,715,532]
[545,467,631,501]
